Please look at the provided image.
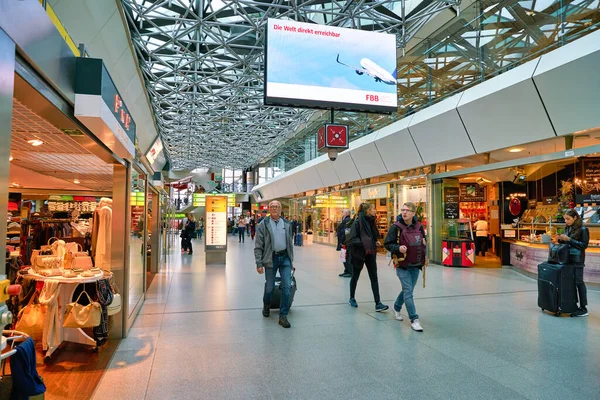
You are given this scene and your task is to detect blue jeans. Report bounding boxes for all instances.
[263,254,292,317]
[238,227,245,242]
[394,267,420,321]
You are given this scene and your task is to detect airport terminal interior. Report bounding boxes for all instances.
[0,0,599,399]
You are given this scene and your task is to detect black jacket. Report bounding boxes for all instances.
[337,216,351,249]
[560,225,589,264]
[346,215,377,261]
[384,216,426,268]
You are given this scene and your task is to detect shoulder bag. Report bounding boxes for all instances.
[15,293,45,341]
[63,290,101,328]
[107,277,122,316]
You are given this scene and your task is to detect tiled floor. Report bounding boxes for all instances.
[92,235,600,400]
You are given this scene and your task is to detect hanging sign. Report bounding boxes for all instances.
[459,183,486,202]
[360,184,389,200]
[205,196,228,251]
[74,58,136,158]
[193,193,236,207]
[582,158,600,182]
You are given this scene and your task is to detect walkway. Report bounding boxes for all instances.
[92,237,600,400]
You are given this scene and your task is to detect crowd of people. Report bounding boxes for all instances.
[253,199,589,330]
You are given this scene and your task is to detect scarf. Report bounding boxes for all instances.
[358,213,377,255]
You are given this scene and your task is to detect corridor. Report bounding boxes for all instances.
[92,238,600,399]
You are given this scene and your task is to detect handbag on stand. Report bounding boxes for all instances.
[14,292,45,341]
[63,290,101,328]
[40,237,59,254]
[64,243,93,271]
[107,276,122,316]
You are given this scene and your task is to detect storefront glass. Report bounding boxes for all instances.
[129,167,147,317]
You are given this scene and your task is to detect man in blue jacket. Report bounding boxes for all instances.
[254,200,295,328]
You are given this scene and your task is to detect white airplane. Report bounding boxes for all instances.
[336,54,397,85]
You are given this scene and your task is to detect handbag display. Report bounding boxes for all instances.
[40,237,59,253]
[15,293,45,341]
[548,243,569,264]
[63,291,101,329]
[107,277,122,316]
[64,242,93,271]
[34,256,61,270]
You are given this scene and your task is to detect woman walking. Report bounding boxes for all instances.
[238,217,246,243]
[558,209,589,317]
[346,202,389,312]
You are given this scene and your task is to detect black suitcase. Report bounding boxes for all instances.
[270,274,297,309]
[537,262,578,316]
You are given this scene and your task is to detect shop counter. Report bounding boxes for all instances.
[508,240,600,284]
[442,238,475,267]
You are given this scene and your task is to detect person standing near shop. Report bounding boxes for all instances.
[254,200,294,328]
[245,214,251,237]
[197,217,204,240]
[558,209,589,317]
[238,217,246,243]
[473,216,489,257]
[346,202,389,312]
[384,202,426,332]
[337,210,352,277]
[250,217,257,240]
[182,214,196,254]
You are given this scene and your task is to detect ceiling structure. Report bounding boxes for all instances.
[266,0,600,172]
[10,99,114,191]
[121,0,461,170]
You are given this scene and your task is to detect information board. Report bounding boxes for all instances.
[444,187,459,219]
[460,183,486,202]
[205,196,228,251]
[582,158,600,182]
[194,193,236,207]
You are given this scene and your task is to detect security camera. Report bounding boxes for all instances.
[328,149,338,161]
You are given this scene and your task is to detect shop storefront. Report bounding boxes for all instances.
[289,178,428,249]
[430,149,600,285]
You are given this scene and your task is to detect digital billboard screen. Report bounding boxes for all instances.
[264,19,398,113]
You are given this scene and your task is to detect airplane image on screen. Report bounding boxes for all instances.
[336,54,397,85]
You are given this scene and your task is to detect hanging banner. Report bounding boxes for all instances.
[205,196,228,251]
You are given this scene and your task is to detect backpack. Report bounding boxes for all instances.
[393,221,425,267]
[186,220,196,232]
[344,217,358,247]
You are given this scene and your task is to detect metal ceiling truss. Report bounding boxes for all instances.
[266,0,600,172]
[122,0,461,170]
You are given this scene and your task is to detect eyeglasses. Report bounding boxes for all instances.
[269,205,281,209]
[400,209,414,213]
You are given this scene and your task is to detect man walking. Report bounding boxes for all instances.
[254,200,295,328]
[384,202,427,332]
[336,210,352,277]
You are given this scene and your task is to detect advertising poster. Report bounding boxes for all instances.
[444,187,459,219]
[265,18,397,113]
[205,196,228,251]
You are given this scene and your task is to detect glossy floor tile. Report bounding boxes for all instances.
[92,235,600,400]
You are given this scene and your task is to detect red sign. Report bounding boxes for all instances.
[317,126,325,150]
[326,124,348,148]
[114,94,132,130]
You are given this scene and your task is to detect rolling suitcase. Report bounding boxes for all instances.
[537,262,578,316]
[270,274,297,310]
[294,233,303,246]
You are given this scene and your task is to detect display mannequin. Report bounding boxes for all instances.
[94,198,112,270]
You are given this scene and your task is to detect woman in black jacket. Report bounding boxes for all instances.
[558,209,589,317]
[347,202,389,312]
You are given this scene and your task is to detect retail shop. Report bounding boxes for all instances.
[429,141,600,285]
[0,17,165,398]
[289,175,427,248]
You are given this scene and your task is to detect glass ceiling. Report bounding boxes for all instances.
[121,0,461,170]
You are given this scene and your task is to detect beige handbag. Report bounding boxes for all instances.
[40,237,59,253]
[15,293,45,341]
[34,255,61,270]
[64,243,93,270]
[63,291,101,328]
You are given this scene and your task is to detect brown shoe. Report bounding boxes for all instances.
[278,316,291,328]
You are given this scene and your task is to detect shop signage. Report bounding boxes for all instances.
[317,124,349,151]
[528,199,537,209]
[205,196,228,251]
[145,137,165,167]
[576,194,600,204]
[193,193,236,207]
[582,158,600,182]
[74,58,136,158]
[459,183,486,202]
[504,230,516,238]
[543,197,558,205]
[314,195,349,208]
[360,184,388,200]
[443,187,459,219]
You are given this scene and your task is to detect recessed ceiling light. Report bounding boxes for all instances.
[508,148,523,153]
[73,179,81,184]
[11,183,21,188]
[27,139,44,146]
[9,155,13,161]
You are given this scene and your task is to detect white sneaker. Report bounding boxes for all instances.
[394,309,404,321]
[411,319,423,332]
